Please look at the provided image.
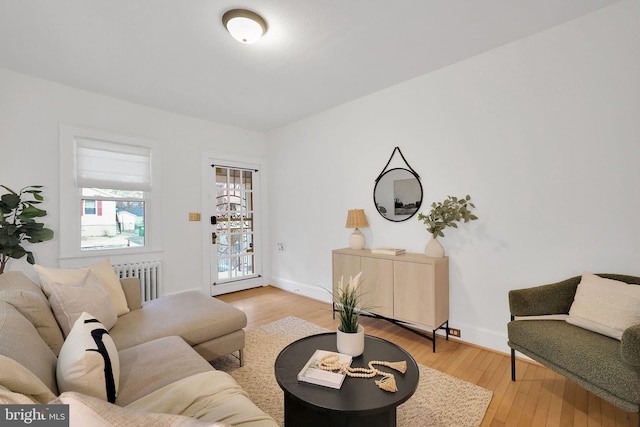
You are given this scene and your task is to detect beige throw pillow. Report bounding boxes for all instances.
[47,270,117,337]
[567,272,640,340]
[34,258,130,316]
[57,312,119,403]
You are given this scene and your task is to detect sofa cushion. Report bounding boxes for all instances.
[567,272,640,340]
[52,392,228,427]
[0,301,59,395]
[120,277,142,311]
[117,336,214,406]
[47,270,117,336]
[0,271,65,355]
[109,291,247,352]
[34,257,130,316]
[508,319,640,405]
[57,313,119,403]
[126,371,278,426]
[0,355,57,404]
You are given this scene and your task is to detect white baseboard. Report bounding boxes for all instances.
[270,277,332,304]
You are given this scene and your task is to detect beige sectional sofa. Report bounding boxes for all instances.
[0,270,278,426]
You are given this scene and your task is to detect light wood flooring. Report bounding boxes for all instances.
[217,285,639,427]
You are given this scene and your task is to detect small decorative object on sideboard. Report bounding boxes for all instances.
[371,248,406,256]
[417,194,478,257]
[0,185,54,274]
[334,272,371,356]
[345,209,369,250]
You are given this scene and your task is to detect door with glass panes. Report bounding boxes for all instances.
[208,163,261,295]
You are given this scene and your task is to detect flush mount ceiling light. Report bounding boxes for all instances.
[222,9,267,44]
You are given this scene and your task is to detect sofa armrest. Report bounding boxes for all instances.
[620,324,640,367]
[509,276,581,316]
[120,278,142,311]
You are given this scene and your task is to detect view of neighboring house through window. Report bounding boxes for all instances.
[81,188,146,251]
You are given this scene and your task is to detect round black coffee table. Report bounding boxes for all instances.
[274,332,419,427]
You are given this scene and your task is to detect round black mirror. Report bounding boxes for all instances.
[373,168,423,222]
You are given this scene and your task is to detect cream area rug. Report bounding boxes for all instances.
[211,316,492,427]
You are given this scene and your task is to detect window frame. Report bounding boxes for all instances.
[59,124,163,264]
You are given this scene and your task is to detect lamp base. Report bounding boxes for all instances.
[349,228,365,250]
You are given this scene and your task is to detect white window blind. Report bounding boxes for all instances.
[76,138,152,191]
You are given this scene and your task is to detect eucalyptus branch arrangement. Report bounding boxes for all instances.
[417,194,478,238]
[334,272,372,333]
[0,185,54,274]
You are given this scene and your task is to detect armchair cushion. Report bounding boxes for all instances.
[567,272,640,340]
[508,319,640,408]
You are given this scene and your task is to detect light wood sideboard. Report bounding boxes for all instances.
[332,248,449,351]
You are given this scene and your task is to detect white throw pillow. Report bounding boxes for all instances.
[567,272,640,340]
[34,258,130,316]
[57,312,119,403]
[47,270,117,337]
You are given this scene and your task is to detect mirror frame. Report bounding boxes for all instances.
[373,167,423,222]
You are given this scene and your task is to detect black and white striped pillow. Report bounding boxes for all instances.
[56,312,119,403]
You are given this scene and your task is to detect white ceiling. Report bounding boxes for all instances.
[0,0,617,131]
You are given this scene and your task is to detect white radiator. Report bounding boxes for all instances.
[112,261,162,302]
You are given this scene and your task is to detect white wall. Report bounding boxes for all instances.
[266,1,640,353]
[0,69,266,294]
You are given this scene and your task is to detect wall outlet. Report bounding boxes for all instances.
[448,328,461,338]
[188,212,201,221]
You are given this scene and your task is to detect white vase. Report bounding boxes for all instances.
[425,237,445,257]
[336,324,365,357]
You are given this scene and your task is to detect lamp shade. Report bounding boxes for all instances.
[345,209,369,229]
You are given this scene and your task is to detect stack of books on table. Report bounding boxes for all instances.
[297,350,353,389]
[371,247,405,255]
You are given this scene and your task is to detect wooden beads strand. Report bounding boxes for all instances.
[317,354,407,392]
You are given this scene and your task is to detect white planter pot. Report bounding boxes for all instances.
[425,237,445,257]
[336,324,365,357]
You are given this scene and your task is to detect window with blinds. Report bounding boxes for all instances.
[75,138,151,251]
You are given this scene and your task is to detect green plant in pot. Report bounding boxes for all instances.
[417,194,477,257]
[0,185,54,274]
[333,272,371,356]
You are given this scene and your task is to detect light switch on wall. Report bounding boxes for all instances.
[189,212,201,221]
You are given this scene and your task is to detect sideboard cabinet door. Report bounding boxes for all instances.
[332,248,449,332]
[360,256,394,317]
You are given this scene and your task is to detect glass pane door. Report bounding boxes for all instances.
[214,167,255,282]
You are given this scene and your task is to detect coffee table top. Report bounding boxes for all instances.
[274,332,419,414]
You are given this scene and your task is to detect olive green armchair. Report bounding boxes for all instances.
[507,273,640,419]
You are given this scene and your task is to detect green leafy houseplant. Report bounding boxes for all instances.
[0,185,54,274]
[417,194,478,238]
[334,272,371,333]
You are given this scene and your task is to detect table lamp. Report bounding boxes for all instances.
[345,209,369,250]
